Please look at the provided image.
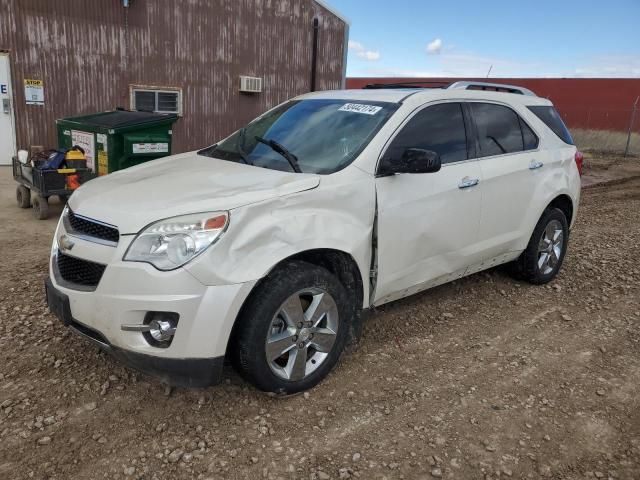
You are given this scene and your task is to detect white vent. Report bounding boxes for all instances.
[239,76,263,93]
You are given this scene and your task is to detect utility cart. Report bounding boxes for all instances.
[13,155,96,220]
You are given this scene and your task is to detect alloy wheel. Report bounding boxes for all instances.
[265,288,339,381]
[537,219,564,275]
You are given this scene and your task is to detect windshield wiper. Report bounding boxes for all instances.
[233,128,252,165]
[254,136,302,173]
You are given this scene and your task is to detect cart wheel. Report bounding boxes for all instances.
[16,185,31,209]
[33,195,49,220]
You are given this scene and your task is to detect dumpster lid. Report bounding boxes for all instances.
[59,110,178,129]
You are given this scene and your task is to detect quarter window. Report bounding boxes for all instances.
[527,106,574,145]
[382,103,468,166]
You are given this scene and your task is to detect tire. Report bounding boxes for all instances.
[511,207,569,284]
[32,195,49,220]
[230,260,352,395]
[16,185,31,208]
[58,194,70,204]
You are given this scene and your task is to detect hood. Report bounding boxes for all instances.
[69,152,320,233]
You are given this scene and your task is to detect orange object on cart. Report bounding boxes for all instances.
[66,174,81,190]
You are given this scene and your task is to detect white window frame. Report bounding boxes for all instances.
[129,85,183,116]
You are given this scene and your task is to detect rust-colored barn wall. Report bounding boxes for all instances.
[347,77,640,132]
[0,0,347,153]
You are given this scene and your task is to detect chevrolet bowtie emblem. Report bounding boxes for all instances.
[59,234,75,252]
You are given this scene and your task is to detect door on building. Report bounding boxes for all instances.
[0,53,17,166]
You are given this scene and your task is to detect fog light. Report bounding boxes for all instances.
[144,312,179,348]
[149,319,176,341]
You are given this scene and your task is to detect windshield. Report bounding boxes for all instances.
[199,99,398,174]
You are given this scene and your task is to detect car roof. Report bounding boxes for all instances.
[297,88,421,103]
[297,88,553,107]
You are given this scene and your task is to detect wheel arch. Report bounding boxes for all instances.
[227,248,365,357]
[547,194,574,226]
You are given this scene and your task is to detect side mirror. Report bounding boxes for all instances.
[378,148,442,176]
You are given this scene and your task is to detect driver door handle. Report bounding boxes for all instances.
[529,160,544,170]
[458,177,479,189]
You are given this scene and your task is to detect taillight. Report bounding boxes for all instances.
[574,151,584,176]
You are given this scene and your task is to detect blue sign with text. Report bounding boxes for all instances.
[0,84,7,95]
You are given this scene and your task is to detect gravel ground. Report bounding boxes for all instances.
[0,156,639,480]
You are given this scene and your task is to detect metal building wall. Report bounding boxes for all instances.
[0,0,347,153]
[347,77,640,132]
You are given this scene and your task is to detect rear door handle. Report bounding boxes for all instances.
[529,160,544,170]
[458,177,479,189]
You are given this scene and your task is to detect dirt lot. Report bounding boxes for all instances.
[1,156,639,480]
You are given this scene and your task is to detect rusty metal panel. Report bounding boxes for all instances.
[0,0,347,153]
[347,77,640,132]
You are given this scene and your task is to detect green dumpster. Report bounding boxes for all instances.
[56,109,179,176]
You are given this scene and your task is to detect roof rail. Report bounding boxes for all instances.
[447,81,537,97]
[363,81,450,90]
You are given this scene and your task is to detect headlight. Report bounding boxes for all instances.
[123,212,229,271]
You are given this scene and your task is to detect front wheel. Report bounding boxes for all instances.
[230,261,352,394]
[16,185,31,208]
[511,207,569,284]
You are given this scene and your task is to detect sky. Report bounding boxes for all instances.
[328,0,640,78]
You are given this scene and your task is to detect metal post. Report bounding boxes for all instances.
[624,96,639,158]
[310,18,319,92]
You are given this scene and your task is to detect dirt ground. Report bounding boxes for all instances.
[1,155,639,480]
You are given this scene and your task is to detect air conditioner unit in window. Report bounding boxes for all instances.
[239,76,263,93]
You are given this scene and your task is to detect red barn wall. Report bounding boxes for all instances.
[347,77,640,132]
[1,0,347,153]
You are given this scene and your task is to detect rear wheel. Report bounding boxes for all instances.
[32,195,49,220]
[511,207,568,284]
[231,261,352,394]
[16,185,31,208]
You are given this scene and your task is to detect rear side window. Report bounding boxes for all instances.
[470,103,525,156]
[383,103,468,165]
[527,106,574,145]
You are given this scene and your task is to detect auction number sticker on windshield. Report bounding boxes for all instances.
[338,103,382,115]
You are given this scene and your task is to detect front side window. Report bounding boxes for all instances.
[381,103,468,167]
[201,99,398,174]
[470,103,527,157]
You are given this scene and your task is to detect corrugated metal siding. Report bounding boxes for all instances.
[347,77,640,132]
[0,0,347,152]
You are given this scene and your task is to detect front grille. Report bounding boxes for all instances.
[67,209,119,244]
[57,253,107,287]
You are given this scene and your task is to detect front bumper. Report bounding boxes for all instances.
[47,216,257,387]
[46,276,226,387]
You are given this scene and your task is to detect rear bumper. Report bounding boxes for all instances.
[46,276,225,387]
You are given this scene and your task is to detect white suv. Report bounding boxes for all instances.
[45,81,582,394]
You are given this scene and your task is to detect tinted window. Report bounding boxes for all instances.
[382,103,468,165]
[471,103,524,156]
[527,106,574,145]
[520,118,539,150]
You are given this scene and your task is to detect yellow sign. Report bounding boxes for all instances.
[98,150,108,176]
[24,78,44,105]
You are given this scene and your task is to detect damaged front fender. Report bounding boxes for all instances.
[185,167,377,308]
